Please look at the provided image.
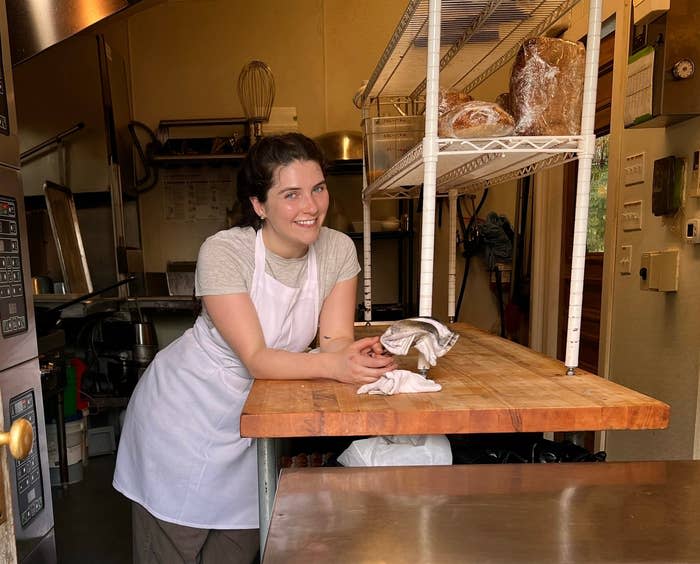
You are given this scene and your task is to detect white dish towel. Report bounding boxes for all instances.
[380,317,458,371]
[357,369,441,395]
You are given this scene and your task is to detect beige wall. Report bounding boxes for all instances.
[128,0,405,272]
[605,114,700,460]
[123,0,520,330]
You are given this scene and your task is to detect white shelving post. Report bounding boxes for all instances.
[565,0,603,374]
[418,0,442,318]
[448,188,458,322]
[362,197,372,323]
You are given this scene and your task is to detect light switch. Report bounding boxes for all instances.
[622,200,643,231]
[624,152,646,185]
[619,245,632,275]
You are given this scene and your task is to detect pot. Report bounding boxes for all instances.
[34,276,135,336]
[314,131,363,162]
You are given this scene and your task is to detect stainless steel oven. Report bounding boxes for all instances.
[0,2,56,562]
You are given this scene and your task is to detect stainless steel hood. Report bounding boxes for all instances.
[6,0,144,65]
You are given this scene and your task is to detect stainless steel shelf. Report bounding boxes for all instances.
[363,135,581,199]
[362,0,581,102]
[150,153,246,165]
[125,296,199,311]
[33,295,200,317]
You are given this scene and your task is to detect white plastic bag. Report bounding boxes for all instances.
[337,434,452,467]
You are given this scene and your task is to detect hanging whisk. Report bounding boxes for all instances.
[237,60,275,143]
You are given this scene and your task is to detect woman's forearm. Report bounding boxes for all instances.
[246,348,337,380]
[318,335,354,354]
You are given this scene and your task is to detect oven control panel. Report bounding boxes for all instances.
[0,195,27,337]
[10,389,44,528]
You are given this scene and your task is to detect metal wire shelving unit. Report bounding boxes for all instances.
[359,0,603,372]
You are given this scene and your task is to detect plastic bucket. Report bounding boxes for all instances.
[46,419,84,485]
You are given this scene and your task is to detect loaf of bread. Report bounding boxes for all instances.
[495,92,511,114]
[509,37,585,135]
[439,101,515,138]
[438,88,473,117]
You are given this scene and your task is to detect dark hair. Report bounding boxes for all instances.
[235,133,327,229]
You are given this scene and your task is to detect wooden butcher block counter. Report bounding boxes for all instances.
[241,323,669,438]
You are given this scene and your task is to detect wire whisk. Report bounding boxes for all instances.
[237,60,275,143]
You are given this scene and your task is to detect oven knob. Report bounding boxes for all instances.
[0,418,33,460]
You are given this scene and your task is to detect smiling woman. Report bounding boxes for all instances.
[251,160,330,258]
[113,133,397,564]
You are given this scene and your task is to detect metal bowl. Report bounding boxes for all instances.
[314,130,363,162]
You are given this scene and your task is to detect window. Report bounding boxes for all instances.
[587,134,609,253]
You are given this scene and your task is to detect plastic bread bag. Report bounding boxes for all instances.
[439,100,515,138]
[509,37,586,136]
[337,435,453,467]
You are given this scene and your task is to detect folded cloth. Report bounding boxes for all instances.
[357,369,442,395]
[380,317,459,367]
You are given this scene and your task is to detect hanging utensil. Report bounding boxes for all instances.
[237,60,275,143]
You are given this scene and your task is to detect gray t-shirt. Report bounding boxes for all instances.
[195,226,360,323]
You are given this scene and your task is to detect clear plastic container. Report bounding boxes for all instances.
[363,116,424,183]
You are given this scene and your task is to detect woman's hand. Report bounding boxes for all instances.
[329,336,397,384]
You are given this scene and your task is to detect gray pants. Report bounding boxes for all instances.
[132,502,259,564]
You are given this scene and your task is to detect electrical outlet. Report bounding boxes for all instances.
[619,245,632,275]
[622,200,643,231]
[624,152,646,185]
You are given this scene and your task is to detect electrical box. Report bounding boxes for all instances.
[689,150,700,198]
[640,249,679,292]
[652,156,684,216]
[640,251,653,290]
[628,0,700,128]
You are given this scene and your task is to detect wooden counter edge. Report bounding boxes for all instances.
[240,401,670,438]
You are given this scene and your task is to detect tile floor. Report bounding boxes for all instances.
[51,454,131,563]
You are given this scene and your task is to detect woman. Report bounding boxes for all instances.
[113,133,396,563]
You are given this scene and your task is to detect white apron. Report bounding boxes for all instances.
[113,229,319,529]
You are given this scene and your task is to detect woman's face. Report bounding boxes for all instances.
[251,159,329,258]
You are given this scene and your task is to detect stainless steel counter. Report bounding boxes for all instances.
[264,461,700,563]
